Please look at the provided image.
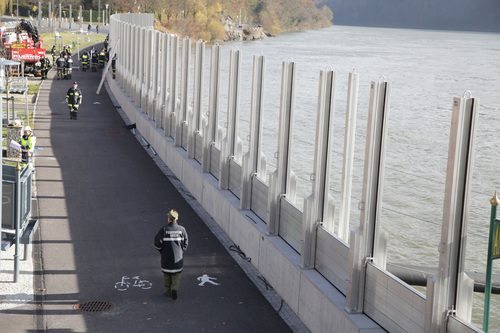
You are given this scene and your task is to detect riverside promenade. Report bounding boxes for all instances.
[0,48,308,332]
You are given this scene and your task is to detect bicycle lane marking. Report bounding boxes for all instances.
[114,276,152,291]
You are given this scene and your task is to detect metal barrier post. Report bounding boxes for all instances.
[267,60,297,236]
[338,70,359,242]
[165,35,178,138]
[159,33,170,129]
[220,49,242,189]
[301,69,337,268]
[201,45,221,173]
[187,40,205,158]
[345,78,391,313]
[151,31,161,122]
[241,54,266,210]
[175,37,190,147]
[428,93,479,332]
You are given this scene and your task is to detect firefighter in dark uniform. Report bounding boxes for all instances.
[80,50,89,71]
[50,45,57,64]
[66,82,82,120]
[65,56,73,79]
[98,48,106,68]
[91,51,98,72]
[56,53,66,80]
[40,55,51,79]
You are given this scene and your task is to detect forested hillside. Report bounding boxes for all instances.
[147,0,333,41]
[315,0,500,32]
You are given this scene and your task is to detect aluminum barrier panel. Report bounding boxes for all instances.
[315,226,349,295]
[279,198,302,253]
[365,262,426,333]
[250,176,268,222]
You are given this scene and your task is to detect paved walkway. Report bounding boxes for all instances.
[0,48,308,332]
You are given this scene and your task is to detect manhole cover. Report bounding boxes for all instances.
[74,300,115,313]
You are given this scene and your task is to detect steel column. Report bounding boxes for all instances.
[220,49,242,189]
[188,41,205,158]
[301,69,337,268]
[346,79,391,313]
[139,28,148,110]
[165,35,178,138]
[159,34,169,129]
[241,54,266,210]
[427,93,479,332]
[151,31,161,121]
[201,45,221,173]
[175,38,191,147]
[338,70,359,241]
[267,61,297,236]
[134,26,141,104]
[145,28,154,118]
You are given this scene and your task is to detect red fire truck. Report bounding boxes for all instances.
[0,19,46,76]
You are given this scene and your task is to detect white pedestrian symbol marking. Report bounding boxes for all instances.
[197,274,220,286]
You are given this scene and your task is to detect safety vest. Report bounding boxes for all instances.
[20,135,36,153]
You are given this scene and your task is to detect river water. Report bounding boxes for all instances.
[206,25,500,329]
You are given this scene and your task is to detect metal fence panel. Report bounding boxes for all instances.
[364,263,426,333]
[279,198,302,253]
[447,316,483,333]
[315,226,349,295]
[2,182,15,229]
[210,145,220,180]
[251,177,268,223]
[228,159,241,199]
[194,132,203,163]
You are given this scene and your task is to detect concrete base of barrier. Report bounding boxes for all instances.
[105,75,383,333]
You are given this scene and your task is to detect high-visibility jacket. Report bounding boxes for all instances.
[20,134,36,163]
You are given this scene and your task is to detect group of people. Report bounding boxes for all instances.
[79,46,108,72]
[55,52,74,80]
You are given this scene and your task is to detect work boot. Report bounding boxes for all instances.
[171,290,177,300]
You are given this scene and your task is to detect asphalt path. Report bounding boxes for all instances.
[0,46,295,332]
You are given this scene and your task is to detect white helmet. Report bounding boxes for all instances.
[23,126,32,132]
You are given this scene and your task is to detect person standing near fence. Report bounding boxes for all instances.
[154,210,188,300]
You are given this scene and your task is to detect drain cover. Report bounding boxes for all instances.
[74,300,115,313]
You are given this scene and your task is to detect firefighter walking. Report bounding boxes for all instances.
[66,82,83,120]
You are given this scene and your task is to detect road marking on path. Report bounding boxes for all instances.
[197,274,220,286]
[114,275,152,291]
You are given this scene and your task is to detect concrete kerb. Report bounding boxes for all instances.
[103,78,311,333]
